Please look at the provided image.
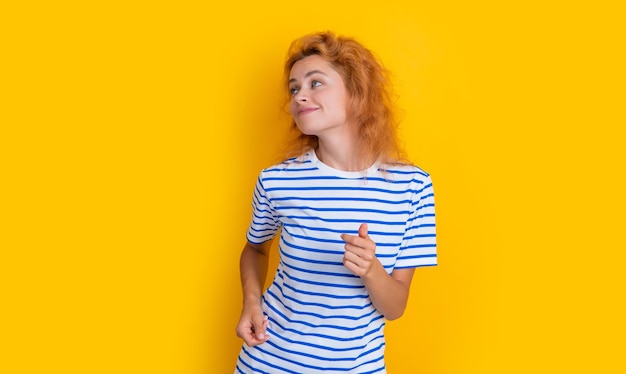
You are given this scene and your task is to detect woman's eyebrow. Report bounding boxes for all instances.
[289,69,328,83]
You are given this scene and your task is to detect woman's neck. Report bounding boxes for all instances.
[316,138,372,172]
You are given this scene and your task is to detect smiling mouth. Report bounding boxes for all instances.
[298,108,319,116]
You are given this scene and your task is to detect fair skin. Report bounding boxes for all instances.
[235,54,416,347]
[288,54,362,171]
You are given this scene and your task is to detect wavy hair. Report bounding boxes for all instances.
[282,31,406,166]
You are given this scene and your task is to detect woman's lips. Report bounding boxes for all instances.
[298,107,319,116]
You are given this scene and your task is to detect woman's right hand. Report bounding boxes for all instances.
[237,240,273,346]
[235,302,269,347]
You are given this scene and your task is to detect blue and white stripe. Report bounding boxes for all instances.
[236,151,437,373]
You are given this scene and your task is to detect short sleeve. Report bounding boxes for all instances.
[246,173,281,244]
[395,174,437,269]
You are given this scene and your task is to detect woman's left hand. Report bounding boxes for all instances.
[341,223,381,278]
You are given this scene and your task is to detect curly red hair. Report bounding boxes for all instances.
[282,31,406,166]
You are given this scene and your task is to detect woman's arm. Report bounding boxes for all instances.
[341,223,415,320]
[235,240,273,346]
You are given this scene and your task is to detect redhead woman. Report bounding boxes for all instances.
[235,31,437,373]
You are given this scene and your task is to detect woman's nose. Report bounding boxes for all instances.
[294,89,308,102]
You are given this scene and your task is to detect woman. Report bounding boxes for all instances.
[235,31,437,373]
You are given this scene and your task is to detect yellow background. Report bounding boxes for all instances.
[1,1,624,373]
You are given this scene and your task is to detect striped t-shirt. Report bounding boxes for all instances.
[235,151,437,373]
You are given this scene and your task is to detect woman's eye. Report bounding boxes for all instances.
[289,87,299,95]
[311,80,322,88]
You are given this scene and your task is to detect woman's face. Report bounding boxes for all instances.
[288,55,351,138]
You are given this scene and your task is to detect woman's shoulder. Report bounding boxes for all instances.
[378,161,431,181]
[261,153,316,174]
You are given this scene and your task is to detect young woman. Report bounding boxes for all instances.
[235,31,437,373]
